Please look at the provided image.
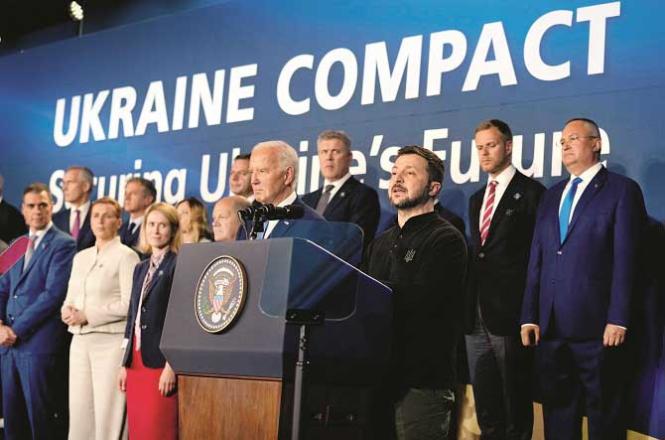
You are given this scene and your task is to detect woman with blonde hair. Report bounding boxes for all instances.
[175,197,212,243]
[62,197,140,440]
[118,202,181,440]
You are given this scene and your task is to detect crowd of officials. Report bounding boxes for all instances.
[0,119,655,440]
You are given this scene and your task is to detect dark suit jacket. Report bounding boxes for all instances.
[466,171,545,335]
[0,226,76,354]
[119,218,141,249]
[520,167,646,340]
[434,203,466,236]
[0,199,27,244]
[122,251,177,368]
[53,207,95,251]
[302,176,380,250]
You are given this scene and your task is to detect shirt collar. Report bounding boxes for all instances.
[71,200,91,218]
[323,172,352,191]
[487,164,516,187]
[30,222,53,248]
[276,191,298,208]
[570,162,603,183]
[398,211,438,234]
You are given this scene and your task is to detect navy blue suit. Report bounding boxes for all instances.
[53,207,95,251]
[122,252,177,369]
[520,167,646,440]
[119,219,142,249]
[302,176,380,250]
[0,226,76,439]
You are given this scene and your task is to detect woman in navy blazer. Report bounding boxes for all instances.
[118,202,181,440]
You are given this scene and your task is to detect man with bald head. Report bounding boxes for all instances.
[212,196,250,241]
[53,166,96,251]
[242,140,323,239]
[520,118,646,440]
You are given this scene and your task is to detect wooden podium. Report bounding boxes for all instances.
[178,375,281,439]
[160,235,392,439]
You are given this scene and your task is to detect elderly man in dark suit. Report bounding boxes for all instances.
[0,174,28,245]
[465,120,545,440]
[241,140,323,240]
[303,130,379,250]
[53,166,96,251]
[0,182,76,439]
[520,118,647,440]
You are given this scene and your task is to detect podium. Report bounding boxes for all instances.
[161,229,392,439]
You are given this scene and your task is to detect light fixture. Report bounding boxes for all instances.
[69,1,84,22]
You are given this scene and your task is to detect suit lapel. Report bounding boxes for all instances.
[469,189,484,248]
[563,168,607,243]
[142,252,172,302]
[16,228,55,287]
[483,173,523,245]
[324,177,355,215]
[550,180,568,244]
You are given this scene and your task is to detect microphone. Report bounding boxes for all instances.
[238,203,305,220]
[260,204,304,220]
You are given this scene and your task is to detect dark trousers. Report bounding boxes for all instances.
[1,350,68,440]
[536,337,627,440]
[465,313,533,440]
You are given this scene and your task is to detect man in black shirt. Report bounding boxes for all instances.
[365,145,468,439]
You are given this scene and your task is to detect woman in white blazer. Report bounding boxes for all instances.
[61,197,140,440]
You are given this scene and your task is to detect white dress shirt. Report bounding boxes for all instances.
[478,165,517,231]
[69,200,91,232]
[263,191,297,239]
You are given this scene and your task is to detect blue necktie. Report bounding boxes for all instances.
[559,177,583,243]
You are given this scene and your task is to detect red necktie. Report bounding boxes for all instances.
[480,181,498,246]
[71,209,81,240]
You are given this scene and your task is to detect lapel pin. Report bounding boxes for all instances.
[284,221,290,226]
[404,249,416,262]
[158,270,164,276]
[513,193,521,200]
[505,209,514,216]
[339,192,346,198]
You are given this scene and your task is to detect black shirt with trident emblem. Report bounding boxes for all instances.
[364,212,467,389]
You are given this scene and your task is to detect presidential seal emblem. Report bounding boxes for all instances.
[194,256,247,333]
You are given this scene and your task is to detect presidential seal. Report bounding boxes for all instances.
[194,256,247,333]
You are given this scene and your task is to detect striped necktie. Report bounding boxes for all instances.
[479,180,498,246]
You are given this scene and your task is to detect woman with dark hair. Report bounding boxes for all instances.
[176,197,212,244]
[118,202,181,440]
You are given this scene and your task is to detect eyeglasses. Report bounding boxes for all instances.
[559,134,599,146]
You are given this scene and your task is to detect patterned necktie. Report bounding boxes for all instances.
[315,184,335,215]
[71,209,81,240]
[479,180,498,246]
[134,257,160,350]
[559,177,583,243]
[23,235,37,271]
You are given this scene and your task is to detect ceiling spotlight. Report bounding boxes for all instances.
[69,1,84,22]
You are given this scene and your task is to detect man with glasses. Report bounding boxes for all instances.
[520,118,647,440]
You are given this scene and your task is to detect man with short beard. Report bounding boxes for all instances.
[364,145,468,440]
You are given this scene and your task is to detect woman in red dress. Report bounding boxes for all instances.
[118,202,181,439]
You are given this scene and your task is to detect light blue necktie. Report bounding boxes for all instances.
[559,177,583,243]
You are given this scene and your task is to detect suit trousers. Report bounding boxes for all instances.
[465,312,533,440]
[536,337,628,440]
[1,349,69,440]
[68,332,127,440]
